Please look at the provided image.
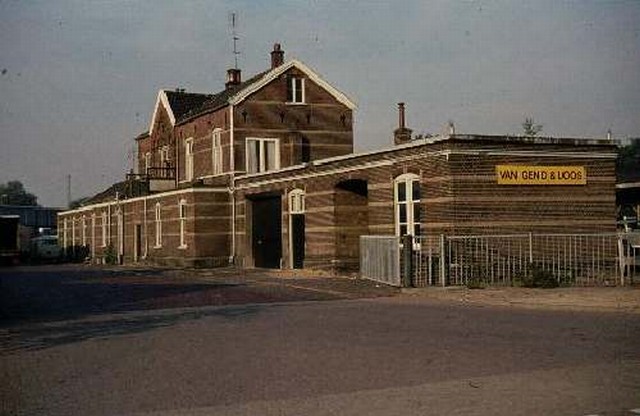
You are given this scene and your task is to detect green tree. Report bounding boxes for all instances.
[617,139,640,182]
[522,117,543,136]
[0,181,38,206]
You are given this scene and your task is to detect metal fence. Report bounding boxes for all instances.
[360,232,636,287]
[359,235,401,286]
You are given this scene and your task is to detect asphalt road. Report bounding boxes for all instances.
[1,265,639,415]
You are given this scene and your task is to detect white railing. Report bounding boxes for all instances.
[360,233,635,287]
[360,235,401,287]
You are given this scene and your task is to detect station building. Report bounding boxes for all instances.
[58,44,618,271]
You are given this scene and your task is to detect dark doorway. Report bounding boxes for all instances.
[252,196,282,268]
[291,214,305,268]
[335,179,369,271]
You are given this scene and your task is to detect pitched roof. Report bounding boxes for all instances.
[149,59,356,134]
[171,70,269,124]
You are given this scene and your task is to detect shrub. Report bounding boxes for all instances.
[520,263,559,288]
[466,277,487,289]
[104,243,117,265]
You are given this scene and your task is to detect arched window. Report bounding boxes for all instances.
[289,189,305,214]
[394,174,421,237]
[154,203,162,248]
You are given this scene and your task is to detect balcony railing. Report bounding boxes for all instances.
[126,167,176,181]
[146,167,176,180]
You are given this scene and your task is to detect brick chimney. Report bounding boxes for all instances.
[271,43,285,69]
[225,68,241,90]
[394,102,413,145]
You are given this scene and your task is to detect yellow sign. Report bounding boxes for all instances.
[496,165,586,185]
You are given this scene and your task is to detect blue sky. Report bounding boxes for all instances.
[1,0,639,207]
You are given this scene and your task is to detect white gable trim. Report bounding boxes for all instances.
[149,90,176,135]
[228,59,357,110]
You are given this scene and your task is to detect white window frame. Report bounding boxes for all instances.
[287,77,305,104]
[394,174,421,241]
[184,138,194,181]
[178,199,187,249]
[289,189,305,214]
[212,128,223,175]
[245,137,280,174]
[101,211,107,247]
[63,218,68,248]
[154,202,162,248]
[144,152,151,174]
[81,215,87,245]
[288,189,306,268]
[91,214,96,258]
[116,208,124,256]
[159,145,170,166]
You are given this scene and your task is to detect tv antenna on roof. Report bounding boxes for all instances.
[229,12,240,69]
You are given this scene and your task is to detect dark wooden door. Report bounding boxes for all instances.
[252,196,282,268]
[291,214,305,268]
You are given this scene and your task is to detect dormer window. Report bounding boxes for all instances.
[287,76,305,104]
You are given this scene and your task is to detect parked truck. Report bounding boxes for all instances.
[0,215,20,266]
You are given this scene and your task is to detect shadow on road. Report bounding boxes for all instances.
[0,304,262,354]
[0,266,252,324]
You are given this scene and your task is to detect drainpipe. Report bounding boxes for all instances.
[143,196,147,259]
[229,104,236,264]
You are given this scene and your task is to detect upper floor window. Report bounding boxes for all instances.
[212,129,223,175]
[287,76,305,104]
[159,146,170,167]
[246,138,280,174]
[394,174,421,237]
[184,138,194,181]
[144,152,151,174]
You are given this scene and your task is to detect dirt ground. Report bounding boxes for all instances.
[401,285,640,314]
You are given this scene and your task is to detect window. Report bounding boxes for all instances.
[178,199,187,248]
[81,215,87,245]
[185,138,194,181]
[246,138,280,174]
[144,152,151,174]
[101,212,107,247]
[394,174,421,238]
[116,209,124,256]
[63,218,68,248]
[212,129,222,175]
[289,189,305,214]
[154,203,162,248]
[91,214,96,251]
[159,146,170,166]
[72,218,76,245]
[287,76,305,104]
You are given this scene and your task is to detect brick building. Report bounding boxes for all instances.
[58,44,618,271]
